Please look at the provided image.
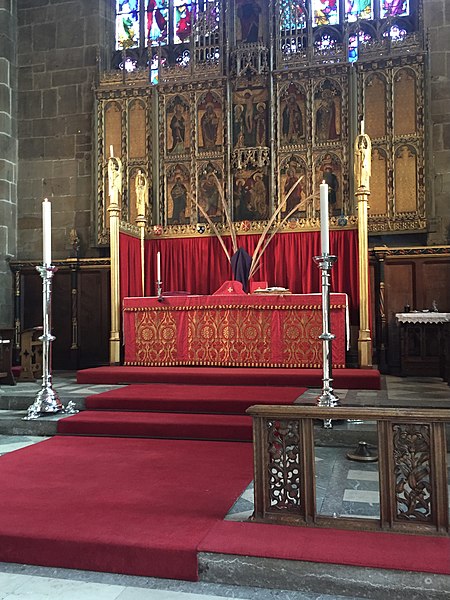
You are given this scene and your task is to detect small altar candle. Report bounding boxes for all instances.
[360,119,364,135]
[157,251,161,282]
[42,198,52,265]
[320,181,329,256]
[110,144,114,158]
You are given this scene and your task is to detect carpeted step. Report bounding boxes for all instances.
[85,384,305,413]
[0,436,254,581]
[58,411,253,442]
[77,366,381,389]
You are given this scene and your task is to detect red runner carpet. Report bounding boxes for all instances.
[77,366,381,389]
[0,436,254,581]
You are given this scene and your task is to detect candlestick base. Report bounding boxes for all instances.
[24,385,63,420]
[157,280,163,302]
[24,388,79,420]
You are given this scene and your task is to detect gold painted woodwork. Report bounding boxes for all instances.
[365,74,387,140]
[394,68,417,136]
[128,99,147,159]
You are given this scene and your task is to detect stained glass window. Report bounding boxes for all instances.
[173,1,193,44]
[348,29,372,62]
[383,24,408,41]
[281,1,307,30]
[147,0,169,46]
[345,0,373,23]
[381,0,409,18]
[116,0,140,49]
[312,0,340,27]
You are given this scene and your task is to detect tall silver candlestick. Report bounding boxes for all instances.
[24,265,77,420]
[314,253,340,429]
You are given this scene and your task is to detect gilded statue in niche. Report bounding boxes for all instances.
[198,92,222,151]
[166,95,190,155]
[166,165,191,225]
[280,158,307,217]
[314,84,341,142]
[135,170,149,217]
[236,0,262,44]
[316,154,342,214]
[280,84,305,145]
[233,168,269,221]
[198,164,223,222]
[233,88,268,148]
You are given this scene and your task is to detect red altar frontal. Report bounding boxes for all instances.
[123,293,348,369]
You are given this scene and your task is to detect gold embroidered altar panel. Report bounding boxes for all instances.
[123,294,347,368]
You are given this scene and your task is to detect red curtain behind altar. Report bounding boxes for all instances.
[119,229,360,322]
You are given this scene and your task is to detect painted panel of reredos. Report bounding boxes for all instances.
[314,80,341,144]
[233,167,269,222]
[365,74,387,140]
[394,68,416,136]
[279,155,309,219]
[128,99,147,159]
[370,148,388,215]
[166,95,191,157]
[197,91,223,152]
[197,162,223,223]
[279,83,307,147]
[233,87,269,148]
[394,144,417,214]
[166,164,191,226]
[315,153,342,216]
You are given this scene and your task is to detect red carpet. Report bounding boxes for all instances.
[84,384,304,413]
[77,366,381,389]
[0,436,253,581]
[199,520,450,575]
[58,411,253,441]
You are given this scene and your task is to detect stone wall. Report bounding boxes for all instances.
[16,0,113,262]
[424,0,450,244]
[0,0,17,326]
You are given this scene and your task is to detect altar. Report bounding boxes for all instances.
[123,293,348,368]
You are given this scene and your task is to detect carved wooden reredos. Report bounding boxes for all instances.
[95,0,425,245]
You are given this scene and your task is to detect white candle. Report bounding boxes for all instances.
[320,181,329,256]
[157,251,161,282]
[360,119,364,135]
[110,144,114,158]
[42,198,52,265]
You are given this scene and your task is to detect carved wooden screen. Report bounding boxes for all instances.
[94,0,425,244]
[95,83,153,244]
[361,57,426,233]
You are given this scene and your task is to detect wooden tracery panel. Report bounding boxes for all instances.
[365,73,387,140]
[128,99,147,159]
[394,68,417,136]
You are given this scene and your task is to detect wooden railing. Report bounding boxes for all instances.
[246,406,450,535]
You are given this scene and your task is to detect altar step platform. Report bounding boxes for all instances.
[76,365,381,389]
[57,384,305,441]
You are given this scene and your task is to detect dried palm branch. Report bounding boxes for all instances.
[210,172,238,254]
[249,190,319,279]
[196,201,231,262]
[248,176,304,279]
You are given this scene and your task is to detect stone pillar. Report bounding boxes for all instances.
[424,0,450,244]
[0,1,17,326]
